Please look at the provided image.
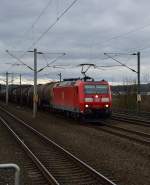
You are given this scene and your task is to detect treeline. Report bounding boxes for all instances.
[112,83,150,111]
[112,83,150,95]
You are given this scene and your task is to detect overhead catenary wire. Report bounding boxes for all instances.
[5,49,66,76]
[11,0,78,64]
[87,20,150,57]
[2,2,150,61]
[22,0,53,38]
[4,1,150,80]
[29,0,78,49]
[104,53,137,73]
[102,22,150,44]
[132,43,150,52]
[3,1,53,56]
[7,0,149,73]
[102,21,150,56]
[37,53,66,72]
[6,50,34,71]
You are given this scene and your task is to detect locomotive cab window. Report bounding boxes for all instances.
[84,85,108,94]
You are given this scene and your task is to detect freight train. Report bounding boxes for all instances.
[0,77,112,119]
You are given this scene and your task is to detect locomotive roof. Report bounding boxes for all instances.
[55,81,76,87]
[55,79,109,87]
[77,80,109,85]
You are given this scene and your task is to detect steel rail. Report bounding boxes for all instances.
[112,113,150,127]
[0,106,117,185]
[93,119,150,146]
[113,109,150,119]
[0,116,60,185]
[106,124,150,139]
[103,125,150,146]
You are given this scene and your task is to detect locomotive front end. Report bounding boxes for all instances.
[79,81,112,118]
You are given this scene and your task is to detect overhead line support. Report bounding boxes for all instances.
[6,72,9,105]
[104,51,141,114]
[137,52,141,114]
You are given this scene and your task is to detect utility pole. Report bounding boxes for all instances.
[20,74,22,105]
[6,72,9,105]
[58,73,62,82]
[6,49,66,118]
[11,73,14,85]
[137,51,141,114]
[132,51,141,114]
[104,52,141,114]
[33,48,37,118]
[28,48,40,118]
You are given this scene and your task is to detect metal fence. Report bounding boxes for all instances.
[0,163,20,185]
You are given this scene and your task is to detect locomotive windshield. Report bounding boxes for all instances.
[84,85,108,94]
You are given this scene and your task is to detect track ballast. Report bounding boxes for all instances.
[0,106,117,185]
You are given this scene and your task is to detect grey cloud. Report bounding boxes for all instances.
[0,0,150,84]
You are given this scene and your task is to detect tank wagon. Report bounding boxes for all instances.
[26,82,56,108]
[10,85,32,104]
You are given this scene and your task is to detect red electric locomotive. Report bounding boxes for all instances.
[51,78,112,119]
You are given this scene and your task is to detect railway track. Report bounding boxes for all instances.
[75,112,150,147]
[112,113,150,127]
[0,106,117,185]
[89,117,150,147]
[0,115,50,185]
[44,110,150,147]
[102,124,150,146]
[0,157,49,185]
[45,109,150,147]
[112,109,150,119]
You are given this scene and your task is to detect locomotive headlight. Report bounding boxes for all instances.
[101,97,109,102]
[85,104,89,108]
[105,104,109,108]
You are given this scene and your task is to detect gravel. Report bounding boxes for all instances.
[0,102,150,185]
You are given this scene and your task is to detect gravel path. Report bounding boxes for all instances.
[0,102,150,185]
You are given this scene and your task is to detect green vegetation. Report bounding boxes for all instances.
[113,95,150,112]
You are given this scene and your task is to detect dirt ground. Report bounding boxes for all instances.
[0,101,150,185]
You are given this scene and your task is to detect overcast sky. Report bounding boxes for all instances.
[0,0,150,84]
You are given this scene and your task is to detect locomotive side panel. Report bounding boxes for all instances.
[52,85,80,112]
